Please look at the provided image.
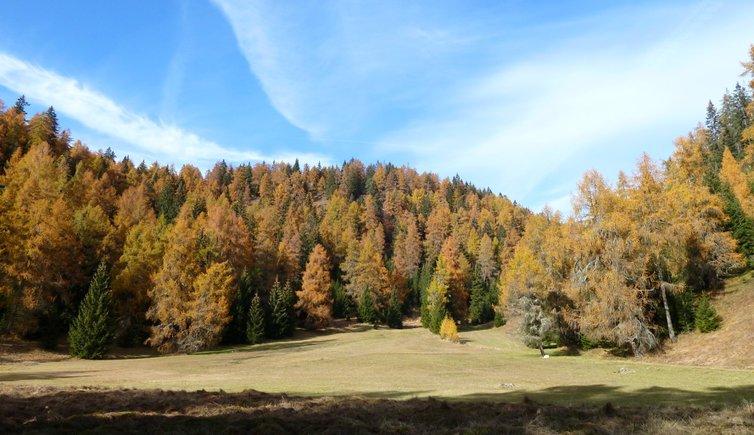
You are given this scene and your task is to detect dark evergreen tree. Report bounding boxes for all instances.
[68,263,115,359]
[468,271,494,324]
[156,177,186,222]
[13,95,28,115]
[331,280,353,319]
[268,279,295,338]
[246,292,265,344]
[45,106,59,137]
[413,262,433,312]
[357,288,378,326]
[718,85,752,159]
[385,290,403,329]
[225,268,254,344]
[719,184,754,263]
[695,294,722,333]
[706,101,720,142]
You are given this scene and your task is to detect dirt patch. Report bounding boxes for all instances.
[1,385,752,434]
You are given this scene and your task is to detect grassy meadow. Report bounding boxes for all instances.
[3,320,753,407]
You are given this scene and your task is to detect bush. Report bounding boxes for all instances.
[68,263,115,359]
[694,295,721,333]
[493,309,506,328]
[439,316,460,343]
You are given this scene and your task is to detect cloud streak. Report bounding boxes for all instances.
[215,0,754,212]
[380,1,754,210]
[211,0,486,143]
[0,52,328,168]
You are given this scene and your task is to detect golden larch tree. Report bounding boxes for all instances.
[295,244,333,329]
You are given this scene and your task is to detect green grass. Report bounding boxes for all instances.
[3,322,753,406]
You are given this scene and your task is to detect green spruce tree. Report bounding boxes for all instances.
[695,294,722,333]
[385,290,403,329]
[331,280,353,319]
[226,268,254,344]
[357,288,378,326]
[246,292,265,344]
[268,279,295,338]
[423,277,449,334]
[68,263,115,359]
[468,272,494,324]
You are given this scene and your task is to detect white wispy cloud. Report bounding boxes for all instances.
[379,1,754,209]
[213,0,754,211]
[211,0,480,142]
[0,52,328,168]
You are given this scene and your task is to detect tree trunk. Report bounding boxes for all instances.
[538,341,545,357]
[661,284,676,343]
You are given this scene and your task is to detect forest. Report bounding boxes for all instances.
[1,47,753,360]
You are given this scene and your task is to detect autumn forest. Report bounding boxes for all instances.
[1,47,754,362]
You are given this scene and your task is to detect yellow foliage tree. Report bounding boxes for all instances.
[720,147,754,218]
[295,244,333,329]
[0,143,84,336]
[436,235,469,322]
[439,315,460,343]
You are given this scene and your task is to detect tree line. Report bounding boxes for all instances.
[1,46,752,358]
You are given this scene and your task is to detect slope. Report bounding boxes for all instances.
[650,271,754,370]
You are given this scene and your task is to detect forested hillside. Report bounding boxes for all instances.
[1,47,753,358]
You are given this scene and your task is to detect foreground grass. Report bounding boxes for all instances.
[2,323,753,407]
[2,385,753,434]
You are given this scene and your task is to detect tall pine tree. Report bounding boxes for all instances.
[246,292,265,344]
[268,279,295,338]
[68,263,115,359]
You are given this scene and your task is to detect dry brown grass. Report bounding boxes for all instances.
[649,272,754,370]
[1,385,752,434]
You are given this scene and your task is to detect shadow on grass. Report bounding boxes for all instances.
[459,322,497,332]
[193,338,337,356]
[1,385,753,434]
[548,346,581,357]
[104,346,162,360]
[458,383,754,406]
[0,370,95,382]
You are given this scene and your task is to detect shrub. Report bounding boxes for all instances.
[68,263,115,359]
[439,315,460,343]
[694,294,721,333]
[493,309,506,328]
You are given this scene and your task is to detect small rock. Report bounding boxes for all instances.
[500,383,516,389]
[543,354,550,359]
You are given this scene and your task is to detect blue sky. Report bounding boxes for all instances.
[0,1,752,212]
